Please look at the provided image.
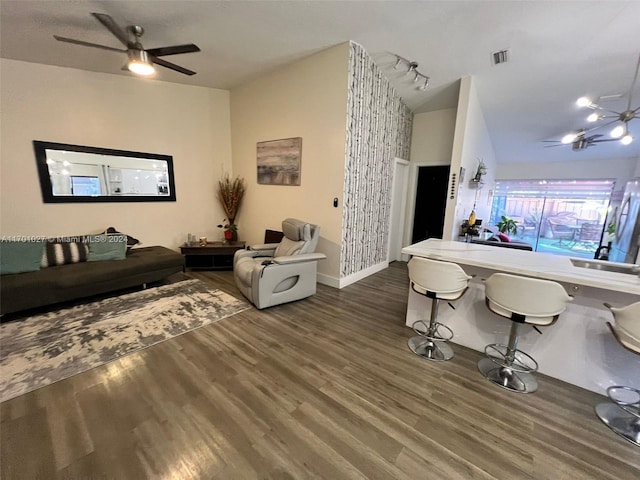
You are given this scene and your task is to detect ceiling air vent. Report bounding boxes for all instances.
[492,49,509,65]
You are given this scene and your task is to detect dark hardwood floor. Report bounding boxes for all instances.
[1,262,638,479]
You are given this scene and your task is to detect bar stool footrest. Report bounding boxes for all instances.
[484,343,538,374]
[411,320,454,343]
[606,386,640,419]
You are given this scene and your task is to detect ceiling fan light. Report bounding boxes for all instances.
[576,96,591,107]
[621,134,633,145]
[587,113,599,122]
[610,124,625,138]
[128,61,155,76]
[127,49,155,76]
[561,133,576,144]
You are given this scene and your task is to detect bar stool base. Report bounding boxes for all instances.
[408,336,454,362]
[477,358,538,393]
[595,403,640,447]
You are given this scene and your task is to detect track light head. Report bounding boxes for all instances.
[406,62,418,75]
[392,54,430,91]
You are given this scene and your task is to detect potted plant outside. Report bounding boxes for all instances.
[496,215,518,236]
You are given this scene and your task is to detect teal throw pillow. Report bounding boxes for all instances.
[86,234,127,262]
[0,240,46,274]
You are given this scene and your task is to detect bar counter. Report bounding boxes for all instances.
[401,239,640,394]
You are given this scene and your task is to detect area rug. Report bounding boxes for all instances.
[0,279,250,402]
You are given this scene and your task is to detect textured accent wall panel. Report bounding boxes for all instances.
[341,42,413,277]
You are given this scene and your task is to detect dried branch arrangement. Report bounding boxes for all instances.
[217,174,246,226]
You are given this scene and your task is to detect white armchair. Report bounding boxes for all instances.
[233,218,326,309]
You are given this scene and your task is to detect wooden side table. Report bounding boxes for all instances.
[180,241,246,270]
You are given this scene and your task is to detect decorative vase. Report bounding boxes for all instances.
[224,230,233,242]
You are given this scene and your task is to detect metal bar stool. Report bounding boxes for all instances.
[407,257,472,362]
[595,301,640,447]
[477,273,572,393]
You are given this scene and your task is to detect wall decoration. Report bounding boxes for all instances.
[33,141,176,203]
[341,42,413,278]
[256,137,302,186]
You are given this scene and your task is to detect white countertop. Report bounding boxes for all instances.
[402,239,640,296]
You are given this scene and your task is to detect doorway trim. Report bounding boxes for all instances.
[387,157,410,263]
[404,161,451,261]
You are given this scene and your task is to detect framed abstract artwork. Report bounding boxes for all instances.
[257,137,302,186]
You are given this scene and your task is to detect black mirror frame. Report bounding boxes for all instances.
[33,140,177,203]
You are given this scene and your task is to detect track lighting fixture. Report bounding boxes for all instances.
[392,54,430,91]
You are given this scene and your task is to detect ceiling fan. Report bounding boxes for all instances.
[543,129,616,151]
[572,53,640,145]
[53,13,200,76]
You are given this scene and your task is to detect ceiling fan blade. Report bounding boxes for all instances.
[92,12,130,47]
[576,118,621,137]
[544,144,565,148]
[146,44,200,57]
[150,56,196,75]
[53,35,126,53]
[626,53,640,111]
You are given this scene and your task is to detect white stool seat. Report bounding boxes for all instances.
[478,273,572,393]
[407,257,471,362]
[596,301,640,447]
[606,302,640,354]
[484,273,573,325]
[408,257,471,300]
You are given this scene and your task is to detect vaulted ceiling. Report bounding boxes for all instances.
[1,0,639,165]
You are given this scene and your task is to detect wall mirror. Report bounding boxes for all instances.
[33,141,176,203]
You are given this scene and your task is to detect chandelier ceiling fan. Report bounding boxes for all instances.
[568,53,640,146]
[53,13,200,76]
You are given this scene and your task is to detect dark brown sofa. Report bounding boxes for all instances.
[0,246,184,315]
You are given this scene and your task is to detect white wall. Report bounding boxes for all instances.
[0,59,232,249]
[409,108,457,165]
[444,76,497,239]
[230,43,350,279]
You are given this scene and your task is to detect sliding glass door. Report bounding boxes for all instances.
[489,180,615,258]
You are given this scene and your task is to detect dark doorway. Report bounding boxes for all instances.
[411,165,450,243]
